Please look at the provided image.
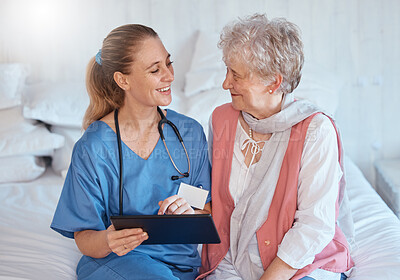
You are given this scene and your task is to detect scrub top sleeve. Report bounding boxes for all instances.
[191,132,212,204]
[51,150,107,238]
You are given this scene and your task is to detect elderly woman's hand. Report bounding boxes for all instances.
[158,195,195,215]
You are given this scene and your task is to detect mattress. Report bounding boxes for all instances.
[0,169,81,280]
[345,157,400,279]
[0,158,399,279]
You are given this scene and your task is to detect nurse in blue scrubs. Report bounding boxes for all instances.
[51,24,211,280]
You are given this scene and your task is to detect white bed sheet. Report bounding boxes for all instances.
[345,157,400,279]
[0,169,81,280]
[0,158,399,280]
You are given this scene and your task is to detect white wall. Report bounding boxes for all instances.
[1,0,399,186]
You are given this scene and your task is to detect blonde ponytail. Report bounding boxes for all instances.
[83,57,124,130]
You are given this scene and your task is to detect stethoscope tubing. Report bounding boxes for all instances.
[114,109,124,216]
[114,107,190,216]
[157,107,191,178]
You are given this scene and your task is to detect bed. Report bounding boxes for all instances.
[1,32,400,280]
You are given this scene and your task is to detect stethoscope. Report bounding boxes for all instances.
[114,107,191,216]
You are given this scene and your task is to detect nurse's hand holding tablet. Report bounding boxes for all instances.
[105,224,148,256]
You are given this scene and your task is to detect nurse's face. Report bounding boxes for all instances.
[222,57,270,116]
[123,37,174,108]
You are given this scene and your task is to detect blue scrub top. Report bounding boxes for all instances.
[51,109,211,269]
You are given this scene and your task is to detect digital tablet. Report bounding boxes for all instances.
[110,214,220,245]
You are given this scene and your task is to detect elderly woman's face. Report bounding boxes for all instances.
[222,58,270,114]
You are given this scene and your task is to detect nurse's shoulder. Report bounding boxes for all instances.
[166,109,205,136]
[71,120,116,162]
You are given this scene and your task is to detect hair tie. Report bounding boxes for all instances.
[95,49,102,65]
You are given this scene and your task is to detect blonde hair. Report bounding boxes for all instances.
[83,24,158,130]
[219,13,304,94]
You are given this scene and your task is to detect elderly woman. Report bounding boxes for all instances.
[198,14,354,280]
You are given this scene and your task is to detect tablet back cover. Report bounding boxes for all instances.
[111,214,220,245]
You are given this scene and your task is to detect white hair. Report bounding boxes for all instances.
[218,13,304,94]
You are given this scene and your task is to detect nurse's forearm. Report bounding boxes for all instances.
[74,230,111,258]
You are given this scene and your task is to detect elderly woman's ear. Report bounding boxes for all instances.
[268,74,283,94]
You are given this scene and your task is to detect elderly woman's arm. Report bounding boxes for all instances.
[269,115,341,278]
[259,256,297,280]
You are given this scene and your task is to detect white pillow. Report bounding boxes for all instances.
[294,61,342,116]
[51,126,83,176]
[0,106,35,133]
[23,82,89,128]
[0,64,29,110]
[184,31,226,97]
[0,121,65,157]
[0,155,45,183]
[185,87,232,136]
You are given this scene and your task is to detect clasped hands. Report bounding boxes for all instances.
[106,195,193,256]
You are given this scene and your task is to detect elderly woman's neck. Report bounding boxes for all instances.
[249,93,284,120]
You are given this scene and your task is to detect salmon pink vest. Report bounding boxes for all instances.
[197,103,354,280]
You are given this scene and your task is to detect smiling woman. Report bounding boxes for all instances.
[199,14,353,280]
[50,24,212,280]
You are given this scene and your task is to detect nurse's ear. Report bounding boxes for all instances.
[114,71,130,91]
